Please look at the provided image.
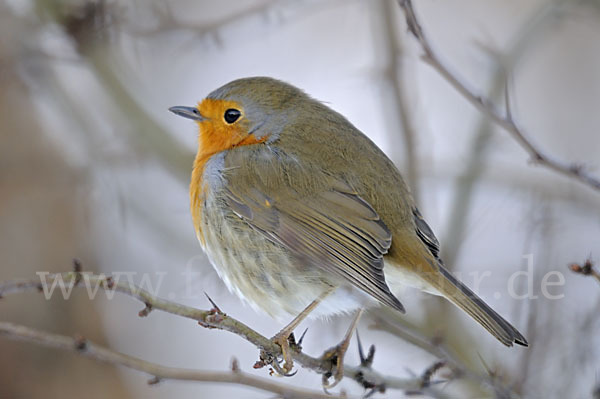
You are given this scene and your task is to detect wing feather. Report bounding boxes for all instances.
[224,184,404,313]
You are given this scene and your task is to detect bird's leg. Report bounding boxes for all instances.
[270,288,334,375]
[321,308,364,390]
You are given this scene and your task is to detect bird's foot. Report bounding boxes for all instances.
[255,292,332,377]
[254,328,307,376]
[270,330,299,376]
[256,296,324,376]
[321,308,364,391]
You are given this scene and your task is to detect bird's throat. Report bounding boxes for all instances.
[189,126,268,246]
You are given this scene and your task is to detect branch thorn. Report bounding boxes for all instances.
[356,331,375,368]
[204,292,222,314]
[292,328,309,353]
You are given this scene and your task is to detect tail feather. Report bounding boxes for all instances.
[432,265,528,347]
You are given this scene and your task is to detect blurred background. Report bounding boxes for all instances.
[1,0,599,398]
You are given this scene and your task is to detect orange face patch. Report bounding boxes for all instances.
[189,98,267,245]
[194,98,266,161]
[197,99,246,155]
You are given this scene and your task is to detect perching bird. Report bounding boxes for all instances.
[169,77,527,386]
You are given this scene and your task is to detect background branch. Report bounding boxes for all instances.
[0,270,449,398]
[370,315,522,399]
[439,0,567,266]
[397,0,600,193]
[379,0,420,202]
[0,321,340,399]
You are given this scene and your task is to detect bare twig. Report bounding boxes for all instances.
[397,0,600,193]
[0,321,339,399]
[123,1,278,38]
[569,258,600,284]
[370,315,522,399]
[0,270,450,397]
[440,0,571,267]
[379,0,420,202]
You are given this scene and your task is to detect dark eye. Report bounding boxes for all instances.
[224,108,241,124]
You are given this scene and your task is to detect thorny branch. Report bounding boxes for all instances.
[371,315,523,399]
[0,265,450,398]
[397,0,600,193]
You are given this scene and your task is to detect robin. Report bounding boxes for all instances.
[169,77,527,387]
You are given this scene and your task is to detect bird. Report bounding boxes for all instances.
[169,76,527,386]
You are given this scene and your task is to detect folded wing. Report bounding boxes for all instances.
[225,179,405,313]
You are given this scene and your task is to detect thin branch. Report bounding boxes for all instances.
[0,270,450,397]
[441,0,570,266]
[379,0,420,202]
[569,258,600,284]
[397,0,600,193]
[370,315,522,399]
[0,321,339,399]
[123,1,278,38]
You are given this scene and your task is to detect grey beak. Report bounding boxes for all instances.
[168,106,205,121]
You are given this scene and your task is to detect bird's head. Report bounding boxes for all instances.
[169,77,306,152]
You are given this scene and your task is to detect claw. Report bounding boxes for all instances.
[321,308,364,390]
[266,293,332,377]
[258,291,334,378]
[271,331,296,375]
[321,344,345,390]
[256,334,298,377]
[270,355,297,377]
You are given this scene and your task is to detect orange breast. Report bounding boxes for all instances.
[189,123,267,246]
